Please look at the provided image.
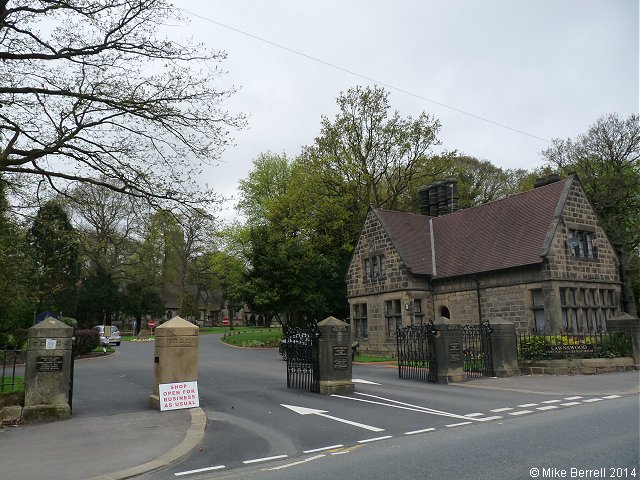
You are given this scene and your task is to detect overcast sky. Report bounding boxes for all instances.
[173,0,638,219]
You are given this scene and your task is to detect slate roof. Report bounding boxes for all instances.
[374,177,571,278]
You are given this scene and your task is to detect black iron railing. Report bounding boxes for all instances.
[1,349,25,393]
[396,322,438,382]
[462,322,494,378]
[517,331,631,360]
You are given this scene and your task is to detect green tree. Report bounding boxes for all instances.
[542,113,639,314]
[28,200,80,315]
[0,0,245,210]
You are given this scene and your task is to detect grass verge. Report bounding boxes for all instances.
[220,328,283,348]
[354,355,396,363]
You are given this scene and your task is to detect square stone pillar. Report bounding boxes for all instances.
[317,317,355,395]
[606,313,640,369]
[150,316,199,410]
[489,318,520,377]
[433,318,465,383]
[23,317,74,423]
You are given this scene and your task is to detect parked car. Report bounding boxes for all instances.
[93,325,122,346]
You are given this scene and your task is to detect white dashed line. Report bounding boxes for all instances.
[541,399,561,404]
[465,413,485,417]
[446,421,472,428]
[243,455,289,465]
[303,445,344,454]
[175,465,226,477]
[405,428,436,435]
[509,410,533,416]
[564,396,583,400]
[477,416,503,422]
[583,398,603,403]
[518,403,538,407]
[490,407,513,412]
[352,379,382,385]
[536,405,559,411]
[560,402,582,407]
[602,395,621,399]
[266,455,325,471]
[358,436,393,444]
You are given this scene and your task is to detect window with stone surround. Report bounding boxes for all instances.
[531,289,545,333]
[413,299,424,325]
[363,255,386,282]
[385,299,402,338]
[559,287,613,332]
[352,303,368,338]
[566,230,598,259]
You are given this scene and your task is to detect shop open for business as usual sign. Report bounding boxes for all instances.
[159,381,199,411]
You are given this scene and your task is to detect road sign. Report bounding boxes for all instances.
[222,318,230,326]
[281,404,384,432]
[148,321,156,328]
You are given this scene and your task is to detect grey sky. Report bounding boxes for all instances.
[174,0,639,219]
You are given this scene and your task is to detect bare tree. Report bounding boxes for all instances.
[0,0,245,210]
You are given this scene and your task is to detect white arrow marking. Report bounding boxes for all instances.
[281,404,385,432]
[352,378,381,385]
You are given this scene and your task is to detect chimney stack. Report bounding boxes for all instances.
[418,178,459,217]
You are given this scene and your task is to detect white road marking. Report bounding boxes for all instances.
[243,455,288,465]
[352,379,382,385]
[602,395,621,399]
[333,393,483,422]
[564,396,583,400]
[560,402,581,407]
[446,421,472,428]
[465,413,485,417]
[536,406,559,411]
[265,455,325,471]
[509,410,533,416]
[583,398,603,403]
[490,407,513,412]
[476,416,503,422]
[174,466,225,476]
[518,403,538,407]
[358,436,393,444]
[281,404,384,432]
[541,399,561,404]
[303,444,344,454]
[405,428,436,435]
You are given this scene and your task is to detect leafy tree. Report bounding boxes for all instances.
[0,0,245,210]
[542,113,639,314]
[75,267,120,327]
[28,200,80,315]
[121,280,164,334]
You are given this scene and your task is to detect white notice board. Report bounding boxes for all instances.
[158,381,199,411]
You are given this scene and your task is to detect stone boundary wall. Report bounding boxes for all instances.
[519,357,635,375]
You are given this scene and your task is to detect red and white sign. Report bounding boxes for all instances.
[222,317,230,326]
[159,381,199,411]
[148,321,156,328]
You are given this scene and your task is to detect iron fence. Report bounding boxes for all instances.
[283,324,320,393]
[1,349,25,393]
[517,330,631,360]
[462,323,494,378]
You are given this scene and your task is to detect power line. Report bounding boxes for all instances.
[181,8,551,144]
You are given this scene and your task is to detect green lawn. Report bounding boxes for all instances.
[0,376,24,393]
[220,328,283,348]
[355,355,396,363]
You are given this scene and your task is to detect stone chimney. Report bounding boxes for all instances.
[418,178,459,216]
[534,174,562,188]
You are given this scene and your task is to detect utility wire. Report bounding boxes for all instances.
[181,9,551,144]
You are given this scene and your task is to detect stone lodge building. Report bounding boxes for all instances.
[346,174,622,356]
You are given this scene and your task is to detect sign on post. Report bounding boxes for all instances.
[158,381,199,411]
[222,317,230,326]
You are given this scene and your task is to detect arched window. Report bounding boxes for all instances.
[439,306,450,319]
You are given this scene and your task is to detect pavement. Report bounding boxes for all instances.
[0,371,638,480]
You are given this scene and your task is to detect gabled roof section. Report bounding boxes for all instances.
[374,177,573,278]
[374,208,432,274]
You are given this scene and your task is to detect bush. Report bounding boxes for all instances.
[75,329,99,356]
[59,316,78,329]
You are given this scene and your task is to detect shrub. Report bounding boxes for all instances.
[59,316,78,329]
[75,329,99,356]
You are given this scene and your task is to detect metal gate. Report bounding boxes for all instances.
[396,322,438,383]
[284,323,319,392]
[462,322,494,379]
[68,336,76,413]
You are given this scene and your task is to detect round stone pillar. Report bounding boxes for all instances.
[149,316,199,410]
[23,317,74,423]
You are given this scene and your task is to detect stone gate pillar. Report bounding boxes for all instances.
[489,318,520,377]
[23,317,73,423]
[149,316,199,410]
[433,318,465,383]
[317,317,355,395]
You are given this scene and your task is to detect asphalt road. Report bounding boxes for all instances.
[76,333,633,480]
